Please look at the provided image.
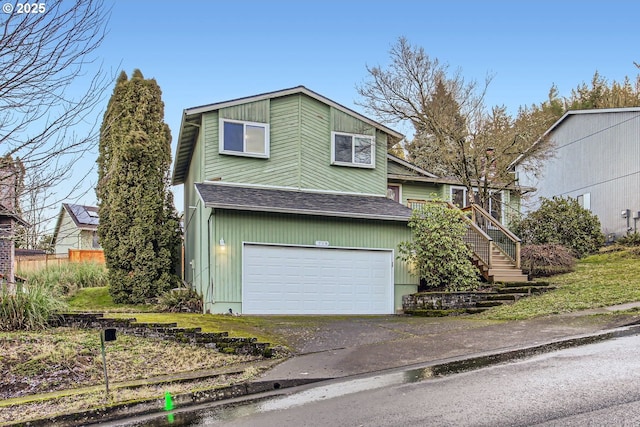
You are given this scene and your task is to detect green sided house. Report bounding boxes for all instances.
[386,154,523,228]
[385,153,527,285]
[172,86,418,315]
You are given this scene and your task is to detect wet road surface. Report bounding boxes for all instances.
[113,330,640,426]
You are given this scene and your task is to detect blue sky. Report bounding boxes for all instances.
[43,0,640,225]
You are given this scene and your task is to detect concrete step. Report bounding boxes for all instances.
[476,300,507,308]
[496,286,555,294]
[490,273,529,283]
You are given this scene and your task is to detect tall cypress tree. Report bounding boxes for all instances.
[97,70,181,304]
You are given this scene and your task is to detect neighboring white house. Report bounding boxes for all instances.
[517,107,640,239]
[52,203,101,255]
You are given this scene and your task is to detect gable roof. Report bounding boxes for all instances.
[386,154,462,185]
[172,86,405,185]
[52,203,99,243]
[63,203,99,229]
[387,153,438,178]
[52,203,99,246]
[195,182,412,222]
[511,107,640,169]
[0,202,28,226]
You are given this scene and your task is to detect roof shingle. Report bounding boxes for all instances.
[195,183,412,221]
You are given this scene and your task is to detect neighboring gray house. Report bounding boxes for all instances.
[517,107,640,239]
[52,203,101,255]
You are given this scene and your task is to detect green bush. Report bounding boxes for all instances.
[616,232,640,247]
[520,244,576,278]
[0,283,66,331]
[20,262,108,296]
[513,196,604,258]
[158,287,203,313]
[398,202,479,291]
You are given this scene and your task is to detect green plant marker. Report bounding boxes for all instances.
[164,391,174,411]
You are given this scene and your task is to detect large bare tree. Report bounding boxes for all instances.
[357,37,557,212]
[0,0,110,246]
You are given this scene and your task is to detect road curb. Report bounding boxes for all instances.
[11,324,640,426]
[421,323,640,378]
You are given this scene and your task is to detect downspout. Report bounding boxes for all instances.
[206,209,214,312]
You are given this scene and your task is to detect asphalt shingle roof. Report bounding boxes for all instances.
[195,183,412,221]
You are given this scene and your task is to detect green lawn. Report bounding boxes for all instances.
[482,248,640,320]
[67,287,314,346]
[66,287,157,313]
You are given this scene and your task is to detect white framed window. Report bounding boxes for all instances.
[219,118,270,158]
[331,131,375,168]
[451,186,478,209]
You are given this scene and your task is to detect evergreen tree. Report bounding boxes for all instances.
[97,70,181,304]
[566,71,640,110]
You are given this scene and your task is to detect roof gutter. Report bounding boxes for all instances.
[202,202,410,222]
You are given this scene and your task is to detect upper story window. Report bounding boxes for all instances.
[331,132,375,168]
[219,119,270,158]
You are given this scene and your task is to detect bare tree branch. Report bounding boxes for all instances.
[357,37,556,217]
[0,0,111,244]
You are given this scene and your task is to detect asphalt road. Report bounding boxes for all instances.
[172,332,640,426]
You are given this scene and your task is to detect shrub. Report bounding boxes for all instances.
[616,232,640,247]
[20,262,108,297]
[513,196,604,258]
[0,283,67,331]
[158,287,203,313]
[398,202,479,291]
[520,244,576,278]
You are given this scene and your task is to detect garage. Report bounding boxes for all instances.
[242,243,394,315]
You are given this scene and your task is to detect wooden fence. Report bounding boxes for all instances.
[15,250,105,273]
[68,249,105,263]
[15,254,67,273]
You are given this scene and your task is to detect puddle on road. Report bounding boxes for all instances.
[114,331,638,426]
[117,363,498,426]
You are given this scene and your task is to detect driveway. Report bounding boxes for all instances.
[258,312,640,380]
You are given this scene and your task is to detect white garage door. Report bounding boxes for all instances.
[242,244,394,315]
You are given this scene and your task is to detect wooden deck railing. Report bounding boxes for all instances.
[406,199,521,271]
[462,204,521,269]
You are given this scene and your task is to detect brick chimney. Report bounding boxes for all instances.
[0,160,23,287]
[0,215,15,286]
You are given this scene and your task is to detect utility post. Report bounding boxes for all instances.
[100,328,117,399]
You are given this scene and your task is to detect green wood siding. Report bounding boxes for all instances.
[397,182,445,205]
[206,210,416,314]
[200,93,388,195]
[299,96,387,194]
[219,99,270,122]
[184,132,210,290]
[388,161,420,177]
[332,108,376,135]
[504,191,521,228]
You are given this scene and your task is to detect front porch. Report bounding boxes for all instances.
[407,200,528,283]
